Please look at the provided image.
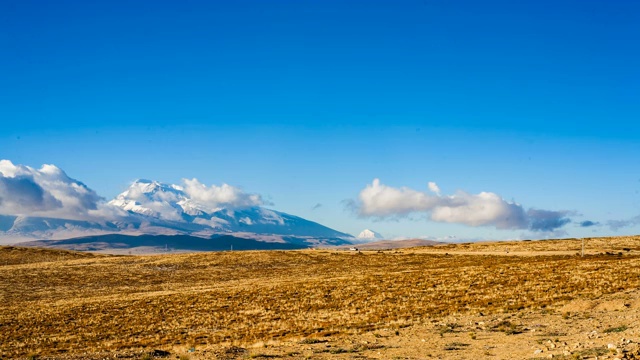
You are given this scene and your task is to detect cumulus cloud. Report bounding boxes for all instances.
[0,175,62,212]
[579,220,599,228]
[527,209,571,232]
[358,179,440,217]
[0,160,116,220]
[608,215,640,231]
[0,160,271,225]
[182,178,264,210]
[352,179,571,232]
[430,191,528,229]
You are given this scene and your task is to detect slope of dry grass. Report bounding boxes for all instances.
[1,236,640,359]
[423,235,640,255]
[0,245,107,266]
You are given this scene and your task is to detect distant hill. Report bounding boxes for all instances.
[19,234,309,253]
[336,239,445,250]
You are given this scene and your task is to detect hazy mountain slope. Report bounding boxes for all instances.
[20,234,308,252]
[107,179,352,239]
[0,179,354,247]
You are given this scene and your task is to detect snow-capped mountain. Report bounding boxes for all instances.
[357,229,384,241]
[106,179,352,240]
[0,160,354,248]
[0,179,353,247]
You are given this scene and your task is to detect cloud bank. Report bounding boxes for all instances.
[352,179,571,232]
[0,160,120,221]
[608,215,640,231]
[111,178,266,221]
[0,160,265,223]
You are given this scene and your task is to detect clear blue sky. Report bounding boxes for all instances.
[2,0,639,240]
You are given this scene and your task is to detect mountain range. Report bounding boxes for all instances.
[0,179,354,249]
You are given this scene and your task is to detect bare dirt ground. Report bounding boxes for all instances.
[2,235,640,360]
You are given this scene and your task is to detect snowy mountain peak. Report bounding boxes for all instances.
[0,161,354,246]
[357,229,384,240]
[104,179,353,240]
[108,179,187,220]
[126,179,183,194]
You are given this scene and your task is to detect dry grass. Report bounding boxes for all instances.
[422,235,640,255]
[2,235,640,359]
[0,246,105,266]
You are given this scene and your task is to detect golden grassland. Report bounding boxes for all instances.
[2,236,640,359]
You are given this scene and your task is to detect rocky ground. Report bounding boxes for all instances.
[3,235,640,360]
[156,289,640,359]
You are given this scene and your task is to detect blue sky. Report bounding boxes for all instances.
[1,0,639,240]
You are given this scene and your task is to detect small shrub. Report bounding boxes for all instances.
[572,346,608,358]
[299,338,327,344]
[329,348,349,354]
[545,332,567,337]
[491,320,523,335]
[444,342,469,350]
[604,325,627,333]
[438,322,461,336]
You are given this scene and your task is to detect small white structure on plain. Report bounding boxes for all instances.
[349,247,359,251]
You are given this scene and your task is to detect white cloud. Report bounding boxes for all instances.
[111,181,184,221]
[0,160,121,221]
[428,181,441,195]
[0,161,270,226]
[430,191,528,229]
[182,178,264,210]
[353,178,570,232]
[358,179,439,217]
[106,177,267,221]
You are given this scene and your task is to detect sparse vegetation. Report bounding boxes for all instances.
[603,325,628,333]
[299,338,327,344]
[438,322,462,336]
[491,320,524,335]
[444,342,470,350]
[2,235,640,359]
[571,346,609,358]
